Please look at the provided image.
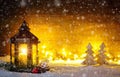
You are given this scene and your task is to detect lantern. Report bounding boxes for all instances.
[10,21,40,67]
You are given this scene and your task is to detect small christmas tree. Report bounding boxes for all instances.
[82,43,96,65]
[97,43,108,65]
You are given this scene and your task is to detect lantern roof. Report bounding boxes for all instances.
[19,20,30,31]
[10,20,39,44]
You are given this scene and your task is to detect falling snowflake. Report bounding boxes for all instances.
[20,0,27,7]
[54,0,61,7]
[91,31,95,35]
[2,41,6,47]
[63,9,69,14]
[112,36,115,40]
[5,24,9,28]
[81,16,85,20]
[76,17,80,20]
[36,10,40,14]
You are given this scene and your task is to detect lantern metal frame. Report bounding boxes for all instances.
[10,21,40,67]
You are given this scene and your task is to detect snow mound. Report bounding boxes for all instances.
[0,65,120,77]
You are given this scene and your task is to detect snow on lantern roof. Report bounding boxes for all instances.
[10,20,39,44]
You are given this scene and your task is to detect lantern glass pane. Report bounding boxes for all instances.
[11,44,15,63]
[18,44,27,65]
[32,44,36,65]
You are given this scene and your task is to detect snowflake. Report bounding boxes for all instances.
[66,0,70,4]
[63,9,69,13]
[80,6,83,9]
[36,10,40,13]
[2,41,6,46]
[76,17,80,20]
[5,24,9,28]
[101,1,106,6]
[112,10,115,14]
[54,0,61,7]
[49,9,54,12]
[81,16,85,20]
[112,36,115,40]
[37,0,40,3]
[80,28,84,31]
[65,39,70,43]
[91,31,95,35]
[92,8,96,11]
[28,0,31,2]
[47,3,51,7]
[20,0,27,7]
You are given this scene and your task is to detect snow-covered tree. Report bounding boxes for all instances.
[97,43,108,65]
[82,43,96,65]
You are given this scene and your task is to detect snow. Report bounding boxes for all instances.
[0,65,120,77]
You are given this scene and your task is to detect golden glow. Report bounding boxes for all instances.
[106,53,113,58]
[13,15,120,65]
[19,44,27,55]
[19,44,27,65]
[21,48,27,55]
[118,60,120,64]
[108,60,113,63]
[49,59,84,66]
